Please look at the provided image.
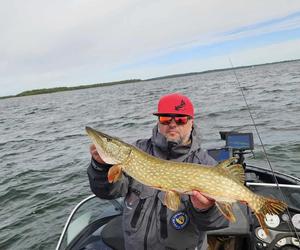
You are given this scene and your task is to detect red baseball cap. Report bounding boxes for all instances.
[153,93,194,117]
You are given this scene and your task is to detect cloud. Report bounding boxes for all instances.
[109,38,300,81]
[1,0,300,96]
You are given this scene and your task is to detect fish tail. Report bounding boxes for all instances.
[249,195,287,235]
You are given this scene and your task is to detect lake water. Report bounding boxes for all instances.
[0,60,300,249]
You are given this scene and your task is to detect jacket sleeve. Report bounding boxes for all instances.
[87,158,130,199]
[187,202,229,231]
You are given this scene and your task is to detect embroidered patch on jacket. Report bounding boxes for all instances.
[170,211,189,230]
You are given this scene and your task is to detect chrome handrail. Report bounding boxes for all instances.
[55,194,96,250]
[247,182,300,188]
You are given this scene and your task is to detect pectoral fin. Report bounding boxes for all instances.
[107,165,122,183]
[164,191,181,211]
[215,201,236,223]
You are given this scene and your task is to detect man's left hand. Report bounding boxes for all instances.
[190,190,215,211]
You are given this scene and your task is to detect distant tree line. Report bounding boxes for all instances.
[0,79,141,99]
[1,58,299,100]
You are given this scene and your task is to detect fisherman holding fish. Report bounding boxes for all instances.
[87,93,230,250]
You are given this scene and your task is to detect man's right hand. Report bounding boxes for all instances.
[89,144,105,164]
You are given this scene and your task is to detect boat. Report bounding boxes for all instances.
[56,131,300,250]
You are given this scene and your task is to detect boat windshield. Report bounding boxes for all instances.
[56,195,123,250]
[247,183,300,210]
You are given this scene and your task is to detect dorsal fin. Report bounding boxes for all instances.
[217,157,238,168]
[216,157,245,184]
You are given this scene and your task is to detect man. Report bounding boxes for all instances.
[87,93,228,250]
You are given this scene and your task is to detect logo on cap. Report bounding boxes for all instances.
[175,100,186,111]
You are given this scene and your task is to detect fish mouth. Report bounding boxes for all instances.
[86,126,96,137]
[86,126,110,140]
[85,126,118,164]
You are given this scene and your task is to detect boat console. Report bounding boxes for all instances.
[208,131,254,164]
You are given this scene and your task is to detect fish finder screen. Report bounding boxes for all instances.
[226,133,254,150]
[207,148,231,162]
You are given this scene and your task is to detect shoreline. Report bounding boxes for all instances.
[1,58,299,100]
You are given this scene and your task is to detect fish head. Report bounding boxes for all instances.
[86,126,132,165]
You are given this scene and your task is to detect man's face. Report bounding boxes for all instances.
[158,116,193,145]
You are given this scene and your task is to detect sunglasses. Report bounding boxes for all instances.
[158,115,190,125]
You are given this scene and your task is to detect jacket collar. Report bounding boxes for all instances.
[150,124,201,161]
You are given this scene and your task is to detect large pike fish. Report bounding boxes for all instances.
[86,126,287,234]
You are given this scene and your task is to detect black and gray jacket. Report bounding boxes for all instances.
[87,125,229,250]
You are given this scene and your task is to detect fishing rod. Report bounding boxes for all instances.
[228,58,300,241]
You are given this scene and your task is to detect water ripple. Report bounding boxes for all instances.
[0,60,299,249]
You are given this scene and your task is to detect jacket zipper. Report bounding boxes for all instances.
[144,193,158,250]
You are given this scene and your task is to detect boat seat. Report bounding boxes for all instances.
[101,215,125,250]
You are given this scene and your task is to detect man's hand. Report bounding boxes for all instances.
[89,144,105,164]
[190,190,215,211]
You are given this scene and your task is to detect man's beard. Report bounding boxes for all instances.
[166,136,182,145]
[166,133,191,145]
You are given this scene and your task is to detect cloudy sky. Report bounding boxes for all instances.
[1,0,300,96]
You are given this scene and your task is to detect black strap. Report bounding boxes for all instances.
[160,204,168,239]
[130,198,146,228]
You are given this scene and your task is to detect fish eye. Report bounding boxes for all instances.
[106,138,112,142]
